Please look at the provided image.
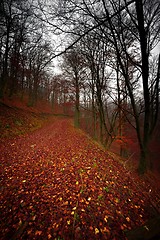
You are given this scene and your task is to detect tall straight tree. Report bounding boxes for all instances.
[62,48,86,128]
[134,0,160,172]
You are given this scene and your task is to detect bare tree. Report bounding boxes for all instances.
[62,47,86,127]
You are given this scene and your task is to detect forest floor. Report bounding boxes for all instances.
[0,100,160,240]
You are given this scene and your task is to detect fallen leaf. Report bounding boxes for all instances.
[126,217,130,222]
[67,220,71,225]
[35,230,42,236]
[104,216,108,222]
[95,228,99,234]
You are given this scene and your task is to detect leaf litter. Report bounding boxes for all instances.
[0,118,160,240]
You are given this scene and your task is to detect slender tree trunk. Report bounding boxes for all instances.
[21,63,25,101]
[91,76,97,139]
[74,73,80,128]
[33,75,38,105]
[0,23,10,98]
[116,60,123,156]
[135,0,150,173]
[138,144,149,174]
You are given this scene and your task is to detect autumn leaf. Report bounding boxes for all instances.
[35,230,42,236]
[115,198,120,203]
[67,220,71,225]
[126,217,130,222]
[95,228,99,234]
[48,234,52,239]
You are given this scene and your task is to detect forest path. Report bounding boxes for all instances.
[0,117,159,240]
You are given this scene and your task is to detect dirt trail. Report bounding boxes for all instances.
[0,118,159,240]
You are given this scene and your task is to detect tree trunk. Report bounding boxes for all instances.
[135,0,150,173]
[91,77,97,140]
[0,22,10,98]
[74,73,80,128]
[138,145,148,174]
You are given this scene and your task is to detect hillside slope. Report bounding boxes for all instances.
[0,97,53,139]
